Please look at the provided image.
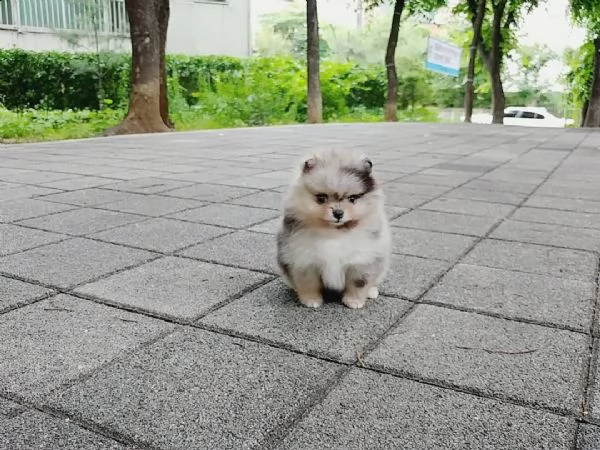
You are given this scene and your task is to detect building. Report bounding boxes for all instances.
[0,0,252,56]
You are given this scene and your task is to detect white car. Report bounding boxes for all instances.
[467,107,574,128]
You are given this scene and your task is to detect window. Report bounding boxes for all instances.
[3,0,128,34]
[520,111,536,119]
[535,113,545,119]
[504,110,518,118]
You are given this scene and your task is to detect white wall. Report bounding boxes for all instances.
[0,0,251,57]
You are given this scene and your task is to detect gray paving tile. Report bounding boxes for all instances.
[0,223,65,255]
[39,188,137,207]
[380,254,449,300]
[0,276,52,313]
[276,368,575,450]
[491,220,600,251]
[180,230,276,272]
[40,176,119,191]
[46,328,340,450]
[391,210,499,236]
[365,305,587,413]
[422,197,515,218]
[101,195,206,217]
[91,218,227,253]
[214,176,286,189]
[525,195,600,214]
[445,186,528,205]
[0,170,79,184]
[577,424,600,450]
[0,294,172,400]
[398,174,471,187]
[76,256,271,321]
[0,238,155,288]
[169,203,278,229]
[0,198,76,223]
[248,217,279,234]
[464,239,597,281]
[227,190,282,210]
[425,263,595,331]
[0,398,126,450]
[536,184,600,201]
[463,179,538,194]
[18,208,145,236]
[200,279,410,362]
[99,177,194,194]
[163,183,259,201]
[512,207,600,230]
[0,184,62,201]
[391,227,476,260]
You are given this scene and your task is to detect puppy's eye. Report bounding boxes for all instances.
[315,194,328,204]
[348,195,359,204]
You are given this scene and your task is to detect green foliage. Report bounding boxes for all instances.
[564,40,595,106]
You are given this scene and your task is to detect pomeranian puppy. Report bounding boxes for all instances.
[276,148,391,309]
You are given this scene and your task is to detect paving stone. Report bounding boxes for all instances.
[445,186,528,205]
[214,176,287,189]
[46,328,340,450]
[76,256,271,321]
[491,220,600,252]
[276,368,575,450]
[40,176,119,191]
[0,223,65,255]
[101,195,206,217]
[162,183,258,201]
[180,230,276,272]
[425,263,595,331]
[464,239,597,281]
[0,184,62,201]
[0,238,155,288]
[200,279,410,362]
[0,294,172,400]
[392,210,499,236]
[463,179,538,194]
[536,184,600,201]
[227,190,282,210]
[380,254,449,300]
[422,197,515,218]
[391,227,476,260]
[0,170,79,184]
[365,305,587,413]
[18,208,146,236]
[0,276,52,313]
[398,174,472,187]
[91,217,227,253]
[39,188,137,207]
[525,195,600,214]
[169,203,278,229]
[0,198,76,223]
[511,207,600,230]
[0,398,127,450]
[99,177,193,194]
[577,424,600,450]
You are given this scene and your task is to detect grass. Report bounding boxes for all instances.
[0,106,440,143]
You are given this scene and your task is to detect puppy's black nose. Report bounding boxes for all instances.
[332,209,344,220]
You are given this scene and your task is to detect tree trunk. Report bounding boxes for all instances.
[463,0,486,123]
[306,0,322,124]
[107,0,170,135]
[583,37,600,128]
[384,0,405,122]
[158,0,173,128]
[488,0,506,124]
[581,99,589,127]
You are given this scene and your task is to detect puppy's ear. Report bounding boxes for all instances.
[361,157,373,174]
[302,157,316,174]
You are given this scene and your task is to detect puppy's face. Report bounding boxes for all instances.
[288,150,380,229]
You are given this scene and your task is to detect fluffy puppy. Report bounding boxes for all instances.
[276,148,391,309]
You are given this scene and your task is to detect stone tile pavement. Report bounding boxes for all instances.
[1,123,600,449]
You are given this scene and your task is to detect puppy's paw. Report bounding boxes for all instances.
[367,286,379,300]
[298,297,323,308]
[342,296,367,309]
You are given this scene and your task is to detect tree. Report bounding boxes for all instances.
[508,43,556,105]
[108,0,171,135]
[460,0,539,124]
[570,0,600,127]
[564,42,595,126]
[306,0,323,123]
[365,0,445,121]
[463,0,486,122]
